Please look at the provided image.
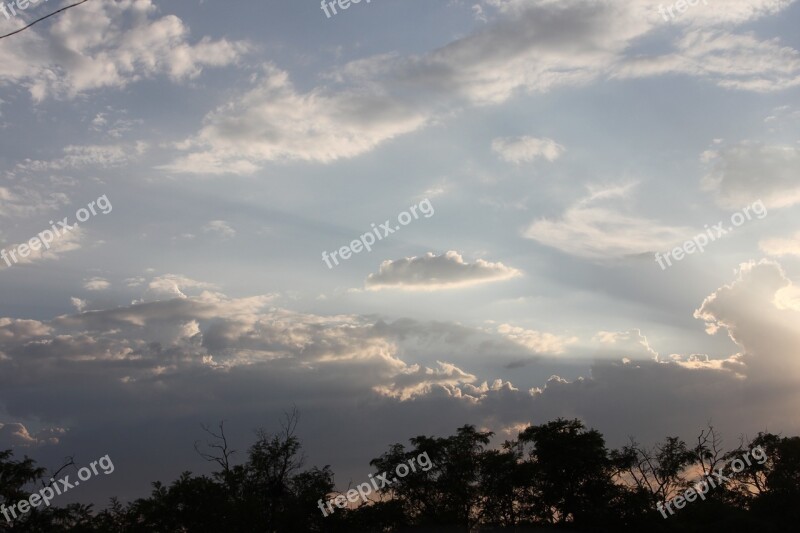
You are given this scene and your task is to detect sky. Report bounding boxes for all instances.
[1,0,800,506]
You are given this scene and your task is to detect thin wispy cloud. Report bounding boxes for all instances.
[524,184,691,259]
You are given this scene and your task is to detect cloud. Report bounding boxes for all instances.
[496,324,577,355]
[71,297,87,312]
[166,0,641,171]
[156,151,261,176]
[0,0,248,101]
[0,422,64,448]
[472,4,488,23]
[365,251,522,291]
[16,143,147,171]
[162,64,429,172]
[374,361,478,401]
[144,274,218,300]
[701,142,800,209]
[491,136,565,164]
[485,261,800,442]
[0,290,454,418]
[83,277,111,291]
[163,0,799,173]
[592,329,659,360]
[760,231,800,256]
[616,29,800,92]
[202,220,236,239]
[0,226,86,269]
[0,0,799,505]
[524,183,691,259]
[0,185,70,219]
[694,260,800,381]
[397,0,799,103]
[0,262,799,498]
[90,112,142,138]
[0,317,52,343]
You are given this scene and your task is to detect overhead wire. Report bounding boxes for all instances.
[0,0,93,41]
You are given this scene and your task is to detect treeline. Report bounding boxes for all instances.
[1,413,798,532]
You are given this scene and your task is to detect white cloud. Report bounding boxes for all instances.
[365,251,522,291]
[374,361,478,401]
[491,136,565,164]
[0,0,248,101]
[524,184,691,259]
[164,0,799,172]
[163,64,429,172]
[497,324,577,355]
[71,297,87,312]
[617,29,800,92]
[83,277,111,291]
[144,274,218,300]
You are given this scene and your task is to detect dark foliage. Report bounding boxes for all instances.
[1,415,797,532]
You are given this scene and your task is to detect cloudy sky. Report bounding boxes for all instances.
[1,0,800,505]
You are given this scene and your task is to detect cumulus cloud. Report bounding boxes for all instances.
[365,251,521,291]
[0,0,248,101]
[375,361,478,401]
[524,183,691,259]
[701,142,800,209]
[144,274,218,300]
[491,136,565,164]
[0,317,52,343]
[694,260,800,381]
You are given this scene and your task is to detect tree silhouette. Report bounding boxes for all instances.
[1,415,798,532]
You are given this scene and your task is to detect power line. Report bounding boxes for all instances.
[0,0,93,41]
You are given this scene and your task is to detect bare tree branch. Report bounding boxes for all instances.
[194,420,236,475]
